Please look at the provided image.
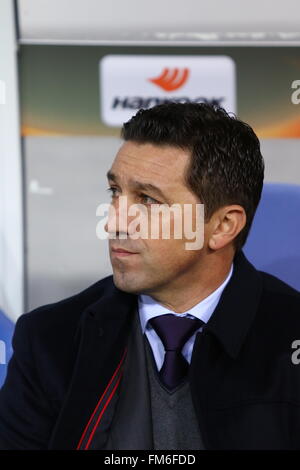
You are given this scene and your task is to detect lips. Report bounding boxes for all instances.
[111,247,139,257]
[111,247,138,254]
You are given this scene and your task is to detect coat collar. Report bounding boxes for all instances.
[204,250,263,359]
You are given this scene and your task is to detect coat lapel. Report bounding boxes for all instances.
[48,282,137,450]
[103,307,153,450]
[189,250,263,449]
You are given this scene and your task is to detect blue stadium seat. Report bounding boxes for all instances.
[244,183,300,291]
[0,310,14,388]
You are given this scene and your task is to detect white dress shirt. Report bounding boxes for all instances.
[138,263,234,371]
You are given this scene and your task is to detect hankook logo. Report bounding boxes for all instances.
[100,55,236,127]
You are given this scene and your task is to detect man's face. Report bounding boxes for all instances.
[105,141,208,296]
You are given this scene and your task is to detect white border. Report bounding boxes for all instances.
[19,39,300,47]
[0,0,24,322]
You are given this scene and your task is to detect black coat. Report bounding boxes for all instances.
[0,250,300,450]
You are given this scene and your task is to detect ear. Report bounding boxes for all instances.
[207,205,247,251]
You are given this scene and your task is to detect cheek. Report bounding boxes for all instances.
[143,237,195,267]
[140,207,205,265]
[144,209,183,244]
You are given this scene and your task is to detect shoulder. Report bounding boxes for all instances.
[8,275,117,403]
[0,278,118,450]
[259,270,299,302]
[257,269,300,322]
[15,275,115,338]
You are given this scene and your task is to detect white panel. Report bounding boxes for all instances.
[100,55,236,126]
[0,0,24,322]
[18,0,300,42]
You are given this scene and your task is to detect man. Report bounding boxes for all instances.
[0,103,299,450]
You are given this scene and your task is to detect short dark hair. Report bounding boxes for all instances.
[121,102,264,252]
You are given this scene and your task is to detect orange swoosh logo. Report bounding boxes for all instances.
[148,67,189,91]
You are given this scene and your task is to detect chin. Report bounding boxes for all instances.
[112,272,144,294]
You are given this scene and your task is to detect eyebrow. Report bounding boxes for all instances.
[106,170,170,202]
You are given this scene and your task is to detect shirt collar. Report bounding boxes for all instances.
[138,263,234,334]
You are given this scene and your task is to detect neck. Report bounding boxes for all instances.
[144,251,234,313]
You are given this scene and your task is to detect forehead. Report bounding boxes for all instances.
[110,141,191,185]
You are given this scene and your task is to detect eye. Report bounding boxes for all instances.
[106,186,119,198]
[106,187,160,205]
[140,193,160,205]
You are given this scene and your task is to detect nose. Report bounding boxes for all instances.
[104,196,131,239]
[104,195,149,240]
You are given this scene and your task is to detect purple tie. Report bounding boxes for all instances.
[149,314,203,391]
